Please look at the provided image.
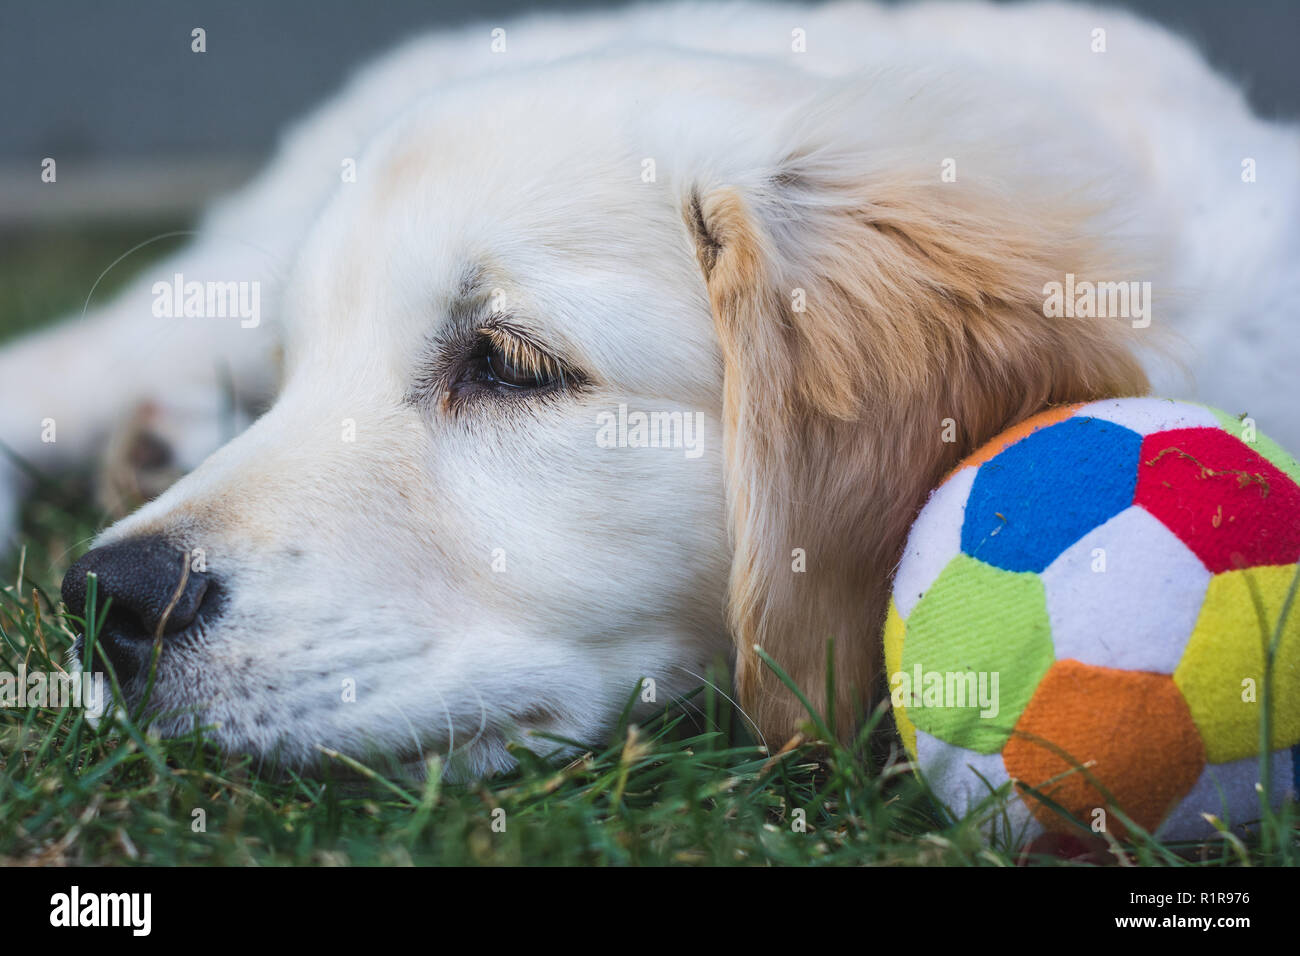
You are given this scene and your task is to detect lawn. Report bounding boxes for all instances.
[0,225,1294,866]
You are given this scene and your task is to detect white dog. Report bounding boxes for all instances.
[3,1,1297,776]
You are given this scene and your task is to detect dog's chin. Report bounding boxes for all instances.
[64,654,579,780]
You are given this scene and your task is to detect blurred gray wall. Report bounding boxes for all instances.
[2,0,1297,221]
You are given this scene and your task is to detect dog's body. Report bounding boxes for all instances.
[4,1,1297,774]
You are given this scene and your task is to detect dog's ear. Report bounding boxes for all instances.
[685,76,1152,748]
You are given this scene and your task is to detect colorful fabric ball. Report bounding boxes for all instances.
[885,397,1300,845]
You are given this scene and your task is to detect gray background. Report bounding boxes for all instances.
[1,0,1297,220]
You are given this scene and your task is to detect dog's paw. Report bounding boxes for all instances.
[96,392,254,519]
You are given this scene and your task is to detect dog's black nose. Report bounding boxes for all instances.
[62,535,210,642]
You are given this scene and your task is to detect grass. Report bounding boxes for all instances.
[0,224,1296,866]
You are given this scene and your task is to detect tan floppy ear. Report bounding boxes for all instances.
[686,80,1153,748]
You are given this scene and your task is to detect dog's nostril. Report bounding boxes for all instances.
[62,535,210,641]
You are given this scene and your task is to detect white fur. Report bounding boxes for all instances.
[3,1,1296,773]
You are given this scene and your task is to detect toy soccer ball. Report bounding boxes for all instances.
[885,397,1300,844]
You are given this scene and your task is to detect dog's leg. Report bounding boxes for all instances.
[0,234,284,544]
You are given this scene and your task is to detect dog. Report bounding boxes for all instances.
[3,1,1297,776]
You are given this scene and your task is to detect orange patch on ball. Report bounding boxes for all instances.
[1003,659,1206,837]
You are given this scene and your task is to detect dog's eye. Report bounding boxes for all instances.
[482,338,553,389]
[443,326,574,405]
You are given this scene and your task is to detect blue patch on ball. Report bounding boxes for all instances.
[961,417,1143,572]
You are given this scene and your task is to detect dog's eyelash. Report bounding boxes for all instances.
[478,325,569,386]
[408,318,585,411]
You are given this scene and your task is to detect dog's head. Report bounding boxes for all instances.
[63,51,1151,773]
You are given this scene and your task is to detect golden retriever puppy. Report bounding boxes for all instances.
[2,2,1295,774]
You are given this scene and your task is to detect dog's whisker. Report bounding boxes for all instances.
[664,691,708,735]
[385,698,428,771]
[428,686,455,763]
[46,534,104,582]
[442,680,489,761]
[669,665,769,756]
